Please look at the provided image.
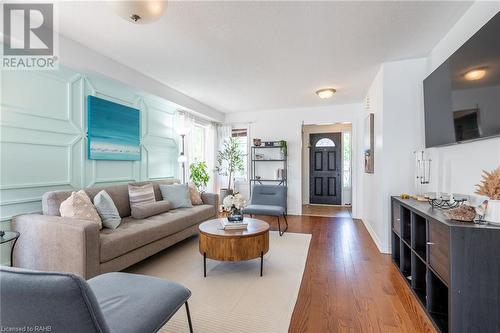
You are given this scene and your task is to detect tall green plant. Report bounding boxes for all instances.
[216,137,245,191]
[189,161,210,191]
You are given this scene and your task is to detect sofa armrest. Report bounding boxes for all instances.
[12,214,100,279]
[201,192,219,216]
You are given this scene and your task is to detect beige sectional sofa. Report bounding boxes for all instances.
[12,179,218,279]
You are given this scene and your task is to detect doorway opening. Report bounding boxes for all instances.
[301,123,352,217]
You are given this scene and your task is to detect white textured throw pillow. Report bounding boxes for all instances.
[94,190,121,229]
[60,190,102,229]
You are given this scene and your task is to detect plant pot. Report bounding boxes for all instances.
[485,199,500,225]
[219,188,233,201]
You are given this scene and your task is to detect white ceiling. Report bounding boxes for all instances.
[58,1,472,113]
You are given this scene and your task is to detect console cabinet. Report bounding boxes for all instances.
[391,197,500,333]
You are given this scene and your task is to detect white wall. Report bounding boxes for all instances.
[362,58,428,253]
[424,2,500,197]
[225,103,363,216]
[362,67,385,252]
[361,3,500,253]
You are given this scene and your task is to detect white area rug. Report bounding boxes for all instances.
[128,231,311,333]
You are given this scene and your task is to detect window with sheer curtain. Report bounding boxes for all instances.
[191,124,206,163]
[232,128,248,181]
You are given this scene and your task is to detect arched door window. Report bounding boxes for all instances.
[315,138,335,147]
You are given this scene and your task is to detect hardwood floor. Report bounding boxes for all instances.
[302,204,352,218]
[256,214,437,333]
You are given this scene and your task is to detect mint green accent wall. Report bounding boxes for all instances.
[0,66,179,264]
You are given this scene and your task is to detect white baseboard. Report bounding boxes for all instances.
[360,218,390,254]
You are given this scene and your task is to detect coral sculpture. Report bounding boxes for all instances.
[475,166,500,200]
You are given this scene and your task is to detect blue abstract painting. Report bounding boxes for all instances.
[87,96,140,161]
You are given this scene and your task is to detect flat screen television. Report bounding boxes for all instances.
[423,12,500,148]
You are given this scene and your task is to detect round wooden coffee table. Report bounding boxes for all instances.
[199,218,270,277]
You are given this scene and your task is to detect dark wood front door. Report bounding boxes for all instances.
[309,133,341,205]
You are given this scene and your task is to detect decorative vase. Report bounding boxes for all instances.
[227,205,243,222]
[485,199,500,225]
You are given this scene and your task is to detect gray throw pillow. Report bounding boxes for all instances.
[131,201,171,219]
[159,184,193,209]
[94,190,121,229]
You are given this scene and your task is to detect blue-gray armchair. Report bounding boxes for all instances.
[241,185,288,236]
[0,266,193,333]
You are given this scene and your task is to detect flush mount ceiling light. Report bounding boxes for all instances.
[315,88,336,99]
[109,1,167,24]
[464,68,487,81]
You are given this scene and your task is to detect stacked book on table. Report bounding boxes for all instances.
[220,219,248,230]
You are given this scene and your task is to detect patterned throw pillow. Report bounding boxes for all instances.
[94,190,121,229]
[60,190,102,229]
[128,183,155,209]
[188,183,203,205]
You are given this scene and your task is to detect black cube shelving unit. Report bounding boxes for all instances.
[411,212,427,260]
[391,196,500,333]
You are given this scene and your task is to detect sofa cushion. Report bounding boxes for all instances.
[159,184,192,209]
[42,179,180,218]
[100,205,215,262]
[86,184,131,218]
[241,204,285,216]
[94,190,121,229]
[131,179,179,202]
[188,184,203,205]
[42,191,72,216]
[60,191,102,229]
[131,201,170,219]
[128,183,155,208]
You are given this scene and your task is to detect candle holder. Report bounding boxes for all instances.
[428,195,468,210]
[414,150,431,197]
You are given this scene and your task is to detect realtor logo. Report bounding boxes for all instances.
[2,3,58,70]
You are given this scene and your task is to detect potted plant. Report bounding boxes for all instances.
[216,137,245,201]
[189,161,210,192]
[475,166,500,224]
[278,139,287,159]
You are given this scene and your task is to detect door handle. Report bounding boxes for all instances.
[427,242,436,245]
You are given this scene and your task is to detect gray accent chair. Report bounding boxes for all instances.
[241,185,288,236]
[0,266,193,333]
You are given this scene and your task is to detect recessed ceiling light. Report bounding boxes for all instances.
[464,68,487,81]
[109,1,167,24]
[315,88,336,99]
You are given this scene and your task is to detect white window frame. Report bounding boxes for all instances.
[232,126,249,183]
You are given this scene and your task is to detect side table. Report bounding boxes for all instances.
[0,231,20,267]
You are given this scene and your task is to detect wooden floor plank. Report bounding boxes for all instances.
[253,215,436,333]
